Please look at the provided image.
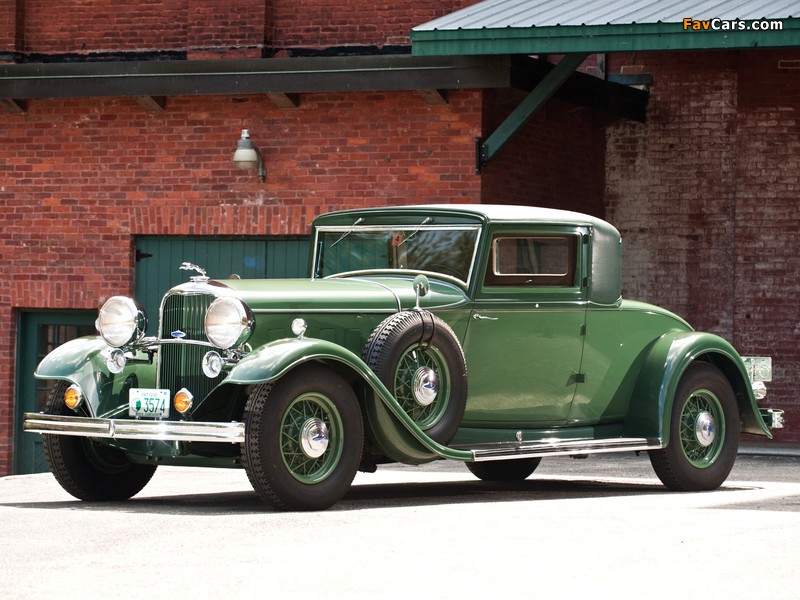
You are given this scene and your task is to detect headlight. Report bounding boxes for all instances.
[96,296,147,347]
[204,297,254,349]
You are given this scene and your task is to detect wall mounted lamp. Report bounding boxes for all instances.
[232,129,266,182]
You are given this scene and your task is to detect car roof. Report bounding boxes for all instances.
[313,204,622,305]
[320,203,606,225]
[415,204,607,226]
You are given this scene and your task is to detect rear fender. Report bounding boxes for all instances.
[224,337,471,463]
[624,331,772,443]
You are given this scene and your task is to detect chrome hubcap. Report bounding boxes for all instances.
[412,367,438,407]
[694,411,716,447]
[299,418,329,458]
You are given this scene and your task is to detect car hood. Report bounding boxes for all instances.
[170,275,469,313]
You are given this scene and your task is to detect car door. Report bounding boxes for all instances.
[461,228,588,427]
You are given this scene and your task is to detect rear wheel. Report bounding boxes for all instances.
[43,381,157,501]
[466,458,542,482]
[649,363,740,491]
[242,364,364,511]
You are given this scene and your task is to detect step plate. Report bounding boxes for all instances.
[462,437,662,462]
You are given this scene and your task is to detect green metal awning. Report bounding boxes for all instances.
[411,0,800,56]
[412,0,800,170]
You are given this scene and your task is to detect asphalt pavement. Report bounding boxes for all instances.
[2,446,800,599]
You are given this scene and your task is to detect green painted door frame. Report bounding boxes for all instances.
[14,310,96,474]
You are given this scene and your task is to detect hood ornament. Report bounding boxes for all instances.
[180,262,209,282]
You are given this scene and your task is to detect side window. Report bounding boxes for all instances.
[485,235,577,287]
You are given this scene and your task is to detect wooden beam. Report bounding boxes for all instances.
[0,98,27,113]
[134,95,167,111]
[0,55,510,99]
[479,53,588,170]
[417,88,448,105]
[267,92,300,108]
[511,56,649,123]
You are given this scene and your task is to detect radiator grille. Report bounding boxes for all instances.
[158,293,224,416]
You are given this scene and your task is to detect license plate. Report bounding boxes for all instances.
[129,388,170,418]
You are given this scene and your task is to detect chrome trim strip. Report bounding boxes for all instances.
[143,338,215,348]
[23,413,245,443]
[315,224,481,232]
[463,437,662,461]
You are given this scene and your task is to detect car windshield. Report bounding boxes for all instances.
[313,225,480,285]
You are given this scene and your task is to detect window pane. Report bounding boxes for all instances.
[486,235,577,287]
[316,227,479,285]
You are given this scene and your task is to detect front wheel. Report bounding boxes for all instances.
[242,364,364,511]
[43,381,157,501]
[649,363,740,491]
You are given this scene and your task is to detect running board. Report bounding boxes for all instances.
[461,437,662,462]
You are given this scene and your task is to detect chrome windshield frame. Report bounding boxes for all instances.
[312,224,482,288]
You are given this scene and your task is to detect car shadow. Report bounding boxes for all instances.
[0,475,755,516]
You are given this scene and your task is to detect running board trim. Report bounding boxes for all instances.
[463,437,663,462]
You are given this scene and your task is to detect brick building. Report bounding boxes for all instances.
[1,0,798,475]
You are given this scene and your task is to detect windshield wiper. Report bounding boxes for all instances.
[397,217,433,246]
[330,217,364,247]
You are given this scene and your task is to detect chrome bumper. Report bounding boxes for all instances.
[23,412,245,443]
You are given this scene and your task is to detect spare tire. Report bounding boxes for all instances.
[362,310,467,445]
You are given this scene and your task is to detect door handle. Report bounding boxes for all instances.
[472,313,498,321]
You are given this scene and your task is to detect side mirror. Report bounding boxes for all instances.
[413,274,430,310]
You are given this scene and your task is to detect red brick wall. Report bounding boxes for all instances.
[268,0,474,49]
[13,0,481,57]
[188,1,267,59]
[480,88,605,215]
[19,0,266,57]
[0,90,483,473]
[0,0,23,58]
[733,50,800,440]
[22,0,190,54]
[605,49,800,441]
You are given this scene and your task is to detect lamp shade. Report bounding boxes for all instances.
[232,129,260,169]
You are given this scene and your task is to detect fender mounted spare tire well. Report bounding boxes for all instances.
[362,310,467,445]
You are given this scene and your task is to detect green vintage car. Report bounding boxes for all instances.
[25,205,783,510]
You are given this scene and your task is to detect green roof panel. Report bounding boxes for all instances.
[411,0,800,55]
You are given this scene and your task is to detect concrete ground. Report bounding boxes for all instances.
[2,446,799,599]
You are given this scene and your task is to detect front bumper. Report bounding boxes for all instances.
[23,413,245,443]
[760,408,785,429]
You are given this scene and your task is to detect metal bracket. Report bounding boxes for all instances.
[476,52,588,173]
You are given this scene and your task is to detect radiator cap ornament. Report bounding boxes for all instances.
[180,262,209,282]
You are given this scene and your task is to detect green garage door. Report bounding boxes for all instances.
[15,311,97,474]
[134,236,310,335]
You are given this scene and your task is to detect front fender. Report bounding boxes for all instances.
[34,336,156,418]
[624,331,772,443]
[225,337,471,463]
